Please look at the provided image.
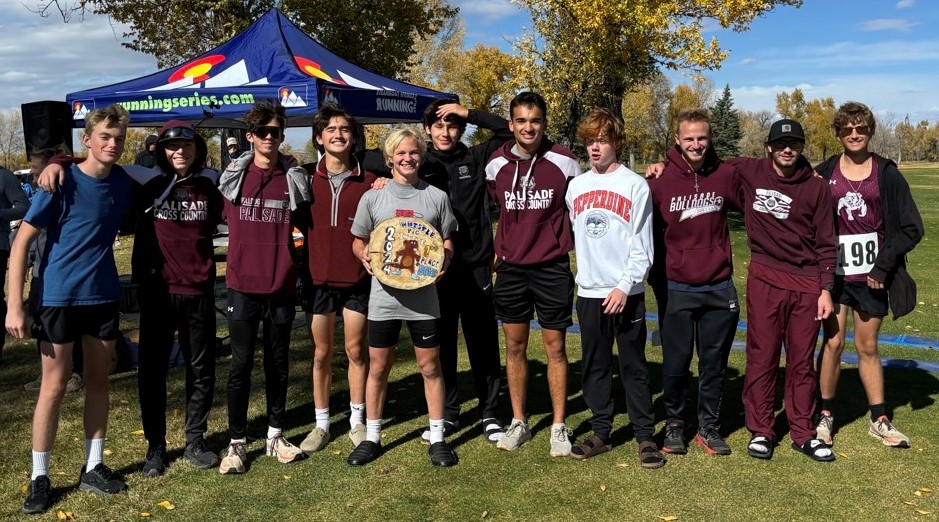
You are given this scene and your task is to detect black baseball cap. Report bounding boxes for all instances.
[766,119,805,143]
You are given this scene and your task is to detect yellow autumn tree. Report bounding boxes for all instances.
[513,0,803,145]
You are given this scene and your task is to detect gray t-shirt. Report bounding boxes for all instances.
[351,179,457,321]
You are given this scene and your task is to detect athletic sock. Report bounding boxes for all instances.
[31,450,50,480]
[85,438,104,472]
[267,426,282,439]
[230,437,247,446]
[428,419,445,444]
[821,398,836,415]
[513,417,527,427]
[365,418,382,443]
[349,402,365,427]
[314,408,330,431]
[870,403,887,422]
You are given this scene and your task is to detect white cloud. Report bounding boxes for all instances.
[0,5,155,115]
[896,0,915,9]
[739,57,757,65]
[860,18,918,31]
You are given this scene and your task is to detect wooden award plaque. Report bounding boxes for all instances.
[367,216,445,290]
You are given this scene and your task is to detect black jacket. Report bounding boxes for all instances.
[815,153,924,318]
[362,109,513,268]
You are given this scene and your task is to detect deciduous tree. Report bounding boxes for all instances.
[34,0,458,80]
[513,0,802,145]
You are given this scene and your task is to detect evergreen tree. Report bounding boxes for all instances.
[710,84,741,157]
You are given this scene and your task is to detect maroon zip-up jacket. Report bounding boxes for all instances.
[649,146,742,286]
[726,156,837,289]
[304,158,377,288]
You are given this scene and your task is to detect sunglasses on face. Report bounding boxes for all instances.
[837,125,871,137]
[770,139,804,151]
[161,127,196,141]
[251,126,283,140]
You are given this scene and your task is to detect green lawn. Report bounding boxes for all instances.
[0,168,936,521]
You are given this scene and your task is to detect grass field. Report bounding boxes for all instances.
[0,168,937,521]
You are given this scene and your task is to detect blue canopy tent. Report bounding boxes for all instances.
[65,9,456,128]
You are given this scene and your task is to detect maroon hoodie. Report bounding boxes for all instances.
[304,158,377,288]
[484,138,580,265]
[225,161,299,297]
[649,146,741,285]
[726,156,837,289]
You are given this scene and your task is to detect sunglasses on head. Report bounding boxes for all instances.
[161,127,196,141]
[251,126,283,140]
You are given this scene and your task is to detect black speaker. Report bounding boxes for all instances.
[21,101,74,158]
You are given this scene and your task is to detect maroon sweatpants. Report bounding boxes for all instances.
[742,275,820,446]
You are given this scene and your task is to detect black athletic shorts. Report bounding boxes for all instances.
[301,280,369,316]
[368,319,438,348]
[32,302,121,344]
[493,256,574,330]
[833,281,888,318]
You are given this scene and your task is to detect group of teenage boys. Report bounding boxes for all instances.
[8,90,922,515]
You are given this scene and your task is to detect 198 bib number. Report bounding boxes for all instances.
[836,232,877,276]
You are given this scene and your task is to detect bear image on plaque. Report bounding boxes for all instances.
[367,216,445,290]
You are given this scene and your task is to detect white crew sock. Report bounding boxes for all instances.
[428,419,445,444]
[349,402,365,427]
[85,438,104,472]
[365,418,382,443]
[315,408,330,431]
[31,450,50,480]
[267,426,282,439]
[230,437,247,446]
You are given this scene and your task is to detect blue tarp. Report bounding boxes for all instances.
[65,9,456,128]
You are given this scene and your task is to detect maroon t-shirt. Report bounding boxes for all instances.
[224,163,297,296]
[830,157,884,283]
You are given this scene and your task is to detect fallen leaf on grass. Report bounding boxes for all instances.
[482,511,489,518]
[916,510,930,515]
[140,513,151,518]
[158,500,175,510]
[616,462,629,468]
[905,501,916,506]
[332,449,342,456]
[600,485,607,492]
[56,511,76,520]
[283,475,291,480]
[131,429,145,436]
[657,516,678,521]
[915,491,923,496]
[103,448,113,456]
[173,409,180,418]
[920,487,933,493]
[20,484,28,494]
[837,452,848,458]
[55,471,66,475]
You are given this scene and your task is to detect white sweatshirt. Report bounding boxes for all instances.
[565,164,653,299]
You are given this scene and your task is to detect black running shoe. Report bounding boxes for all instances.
[347,440,382,466]
[22,475,51,514]
[140,445,167,477]
[79,463,126,495]
[694,425,732,456]
[662,423,687,455]
[185,439,221,469]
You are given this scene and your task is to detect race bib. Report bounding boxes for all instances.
[836,232,878,276]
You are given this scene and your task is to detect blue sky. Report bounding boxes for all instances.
[1,0,937,149]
